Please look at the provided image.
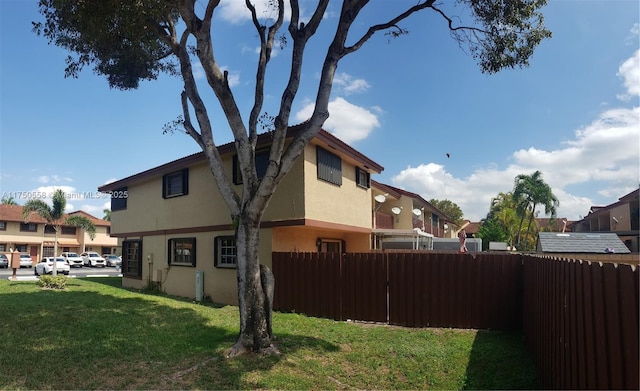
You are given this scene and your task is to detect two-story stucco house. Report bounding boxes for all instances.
[370,180,455,250]
[569,188,639,253]
[0,204,117,262]
[98,127,383,304]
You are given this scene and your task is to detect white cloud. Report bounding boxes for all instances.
[392,49,640,222]
[617,49,640,100]
[334,72,371,95]
[294,97,380,143]
[219,66,241,87]
[36,175,72,184]
[218,1,299,25]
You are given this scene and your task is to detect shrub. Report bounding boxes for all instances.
[38,275,68,290]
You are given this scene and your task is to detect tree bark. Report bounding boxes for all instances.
[225,217,277,357]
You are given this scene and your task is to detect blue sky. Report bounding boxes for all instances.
[1,0,638,222]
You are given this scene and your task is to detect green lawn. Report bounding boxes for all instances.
[0,277,538,390]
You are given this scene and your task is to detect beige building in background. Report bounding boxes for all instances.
[98,127,384,304]
[0,204,118,263]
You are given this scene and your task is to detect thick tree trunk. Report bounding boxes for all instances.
[225,218,276,358]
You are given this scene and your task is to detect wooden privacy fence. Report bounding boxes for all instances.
[522,255,639,390]
[272,251,523,330]
[271,251,639,390]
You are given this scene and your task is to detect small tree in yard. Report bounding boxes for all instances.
[22,189,96,276]
[33,0,550,356]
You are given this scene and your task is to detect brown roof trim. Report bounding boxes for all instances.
[99,127,383,193]
[371,180,403,199]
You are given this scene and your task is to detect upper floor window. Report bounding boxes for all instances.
[163,169,189,198]
[44,225,56,234]
[0,221,6,230]
[168,237,196,267]
[233,149,269,185]
[110,187,128,211]
[355,167,371,189]
[317,146,342,186]
[20,223,37,232]
[61,226,76,235]
[214,236,237,268]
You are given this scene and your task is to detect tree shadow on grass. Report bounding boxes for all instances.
[463,330,539,390]
[0,281,338,390]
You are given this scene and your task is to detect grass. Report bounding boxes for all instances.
[0,277,538,390]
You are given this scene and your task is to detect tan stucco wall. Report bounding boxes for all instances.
[272,226,371,252]
[610,203,631,231]
[111,162,224,234]
[81,226,119,253]
[120,228,275,305]
[302,144,372,228]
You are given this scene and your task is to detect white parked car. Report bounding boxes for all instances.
[103,254,122,267]
[35,257,70,276]
[19,253,33,268]
[81,252,106,267]
[60,252,84,268]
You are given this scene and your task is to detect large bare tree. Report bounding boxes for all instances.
[34,0,550,356]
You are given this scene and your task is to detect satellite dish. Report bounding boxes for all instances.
[391,207,402,215]
[412,208,422,217]
[374,194,386,203]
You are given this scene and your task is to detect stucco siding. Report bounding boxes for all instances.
[302,144,372,228]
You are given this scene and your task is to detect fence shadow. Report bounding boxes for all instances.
[463,330,538,390]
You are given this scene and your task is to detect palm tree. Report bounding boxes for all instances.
[103,209,111,221]
[22,189,96,276]
[513,171,559,250]
[488,192,523,249]
[1,196,18,205]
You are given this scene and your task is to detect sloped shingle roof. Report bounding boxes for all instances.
[537,232,631,254]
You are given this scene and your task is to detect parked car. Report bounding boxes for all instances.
[35,257,70,276]
[0,254,8,268]
[102,254,121,267]
[81,252,106,267]
[60,252,83,268]
[19,253,33,268]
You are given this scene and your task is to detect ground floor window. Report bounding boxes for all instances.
[214,236,236,268]
[43,247,54,257]
[168,237,196,266]
[122,240,142,279]
[317,238,344,253]
[15,244,27,253]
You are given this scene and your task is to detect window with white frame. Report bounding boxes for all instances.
[214,236,237,268]
[168,237,196,266]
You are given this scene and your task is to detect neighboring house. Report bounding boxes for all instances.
[98,127,383,304]
[536,217,573,233]
[67,211,120,255]
[0,204,116,261]
[568,188,639,253]
[370,181,454,250]
[536,232,631,254]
